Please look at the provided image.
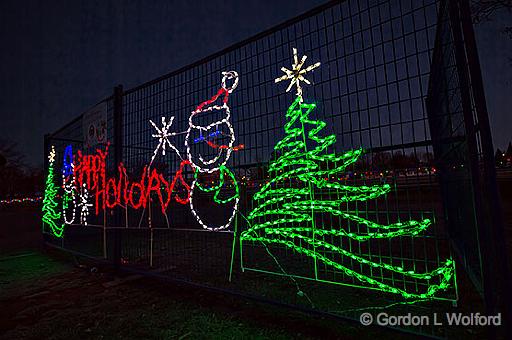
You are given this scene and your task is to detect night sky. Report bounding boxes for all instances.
[0,0,510,167]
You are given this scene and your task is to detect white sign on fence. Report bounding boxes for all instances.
[83,102,107,148]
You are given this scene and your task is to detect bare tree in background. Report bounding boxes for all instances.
[471,0,512,64]
[0,139,43,198]
[0,139,25,168]
[471,0,512,23]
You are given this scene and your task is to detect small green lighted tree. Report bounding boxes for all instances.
[42,145,64,238]
[240,48,454,299]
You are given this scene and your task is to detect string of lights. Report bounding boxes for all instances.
[190,165,239,231]
[62,145,76,225]
[186,71,241,231]
[149,116,183,165]
[0,196,42,205]
[240,49,455,299]
[194,130,222,143]
[77,183,92,225]
[42,146,65,238]
[74,147,192,215]
[246,236,454,299]
[185,71,238,174]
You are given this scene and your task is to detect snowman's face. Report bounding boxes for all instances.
[186,105,235,173]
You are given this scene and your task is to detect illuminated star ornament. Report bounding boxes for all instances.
[275,47,321,100]
[149,116,182,166]
[48,145,56,162]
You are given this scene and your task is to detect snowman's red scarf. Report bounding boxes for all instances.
[74,146,192,215]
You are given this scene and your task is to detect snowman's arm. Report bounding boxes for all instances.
[206,140,244,151]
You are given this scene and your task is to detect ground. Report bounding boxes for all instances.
[0,249,412,339]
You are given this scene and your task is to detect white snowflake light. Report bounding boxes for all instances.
[149,116,182,166]
[275,47,321,99]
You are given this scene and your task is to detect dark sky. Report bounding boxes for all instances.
[474,9,512,153]
[0,0,510,167]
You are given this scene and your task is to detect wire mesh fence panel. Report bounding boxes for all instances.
[41,0,506,337]
[427,0,510,324]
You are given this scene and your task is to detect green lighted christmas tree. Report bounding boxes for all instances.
[42,145,64,238]
[240,48,454,299]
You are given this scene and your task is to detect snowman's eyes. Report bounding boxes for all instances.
[194,130,222,143]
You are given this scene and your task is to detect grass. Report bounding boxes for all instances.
[0,250,396,339]
[0,252,71,297]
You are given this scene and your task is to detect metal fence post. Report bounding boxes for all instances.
[449,0,511,335]
[458,0,512,332]
[112,84,124,266]
[42,134,50,237]
[113,85,124,167]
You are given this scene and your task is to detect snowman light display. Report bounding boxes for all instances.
[62,145,77,225]
[185,71,242,231]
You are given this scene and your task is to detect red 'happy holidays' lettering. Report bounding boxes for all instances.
[74,146,193,216]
